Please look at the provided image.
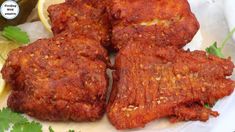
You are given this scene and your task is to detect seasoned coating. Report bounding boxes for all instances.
[107,43,235,129]
[48,0,111,46]
[1,31,109,121]
[109,0,199,50]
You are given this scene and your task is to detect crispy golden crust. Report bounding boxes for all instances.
[107,43,234,129]
[1,32,109,121]
[48,0,111,46]
[109,0,199,50]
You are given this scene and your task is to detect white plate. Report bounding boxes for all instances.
[1,0,235,131]
[224,0,235,41]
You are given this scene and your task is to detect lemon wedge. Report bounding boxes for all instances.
[0,35,20,96]
[0,65,5,96]
[38,0,65,32]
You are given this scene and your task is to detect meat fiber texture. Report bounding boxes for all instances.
[108,0,199,50]
[107,42,235,129]
[1,31,109,121]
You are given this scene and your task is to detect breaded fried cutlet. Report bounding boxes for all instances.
[48,0,111,46]
[109,0,199,50]
[1,31,109,121]
[107,42,235,129]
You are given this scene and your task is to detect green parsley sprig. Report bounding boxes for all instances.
[206,27,235,58]
[49,126,76,132]
[204,104,211,109]
[0,108,42,132]
[0,107,78,132]
[49,126,55,132]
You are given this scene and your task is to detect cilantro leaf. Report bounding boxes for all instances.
[204,104,211,109]
[2,26,30,44]
[11,121,42,132]
[0,107,42,132]
[206,42,224,58]
[0,119,9,132]
[206,27,235,58]
[49,126,55,132]
[0,107,78,132]
[0,108,28,131]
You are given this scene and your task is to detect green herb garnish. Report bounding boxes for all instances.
[0,107,80,132]
[206,27,235,58]
[0,107,42,132]
[206,42,224,58]
[2,26,30,44]
[49,126,55,132]
[11,121,42,132]
[204,104,211,109]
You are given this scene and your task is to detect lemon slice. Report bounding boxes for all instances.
[0,35,20,96]
[38,0,65,32]
[0,65,5,95]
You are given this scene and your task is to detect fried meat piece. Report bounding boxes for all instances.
[48,0,111,46]
[109,0,199,50]
[107,43,234,129]
[1,32,109,121]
